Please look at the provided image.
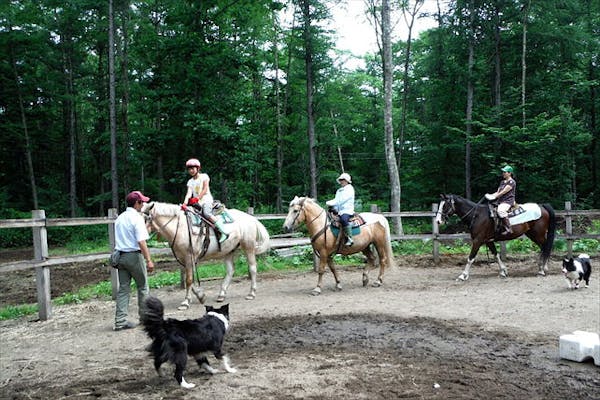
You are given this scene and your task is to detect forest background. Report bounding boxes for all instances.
[1,0,598,244]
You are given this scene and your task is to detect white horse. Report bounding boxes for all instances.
[142,202,270,309]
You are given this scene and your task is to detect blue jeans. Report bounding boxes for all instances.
[340,213,352,227]
[115,251,149,327]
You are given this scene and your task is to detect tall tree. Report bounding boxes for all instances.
[299,0,318,198]
[379,0,402,232]
[108,0,118,208]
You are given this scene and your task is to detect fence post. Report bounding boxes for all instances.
[565,201,573,258]
[432,203,440,264]
[108,208,119,299]
[32,209,51,321]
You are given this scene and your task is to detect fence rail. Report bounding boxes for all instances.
[1,202,598,320]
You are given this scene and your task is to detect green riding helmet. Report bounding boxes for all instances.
[501,165,513,173]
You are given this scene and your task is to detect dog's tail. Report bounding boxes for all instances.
[142,296,167,340]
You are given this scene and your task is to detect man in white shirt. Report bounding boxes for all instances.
[326,173,355,246]
[113,190,154,331]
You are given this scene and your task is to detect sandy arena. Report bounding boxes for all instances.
[1,253,599,399]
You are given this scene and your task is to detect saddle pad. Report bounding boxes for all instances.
[508,203,541,225]
[330,225,361,238]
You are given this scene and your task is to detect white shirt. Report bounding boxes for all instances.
[115,207,149,252]
[187,173,213,205]
[326,184,355,215]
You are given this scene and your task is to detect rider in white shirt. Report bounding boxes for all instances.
[183,158,228,243]
[326,172,355,246]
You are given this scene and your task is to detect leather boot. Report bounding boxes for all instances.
[344,226,354,247]
[214,220,229,243]
[502,217,512,235]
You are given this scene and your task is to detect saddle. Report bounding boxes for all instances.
[487,202,542,232]
[188,201,233,227]
[327,209,365,243]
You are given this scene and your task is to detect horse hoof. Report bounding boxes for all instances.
[456,274,469,282]
[537,270,546,276]
[362,276,369,287]
[311,288,321,296]
[178,304,190,311]
[245,294,256,300]
[499,271,508,278]
[372,280,382,288]
[335,283,343,291]
[216,295,226,303]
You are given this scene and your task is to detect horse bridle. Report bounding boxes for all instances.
[441,195,483,227]
[290,199,327,243]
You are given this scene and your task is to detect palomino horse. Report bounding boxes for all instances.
[282,196,395,295]
[435,194,556,281]
[141,202,270,309]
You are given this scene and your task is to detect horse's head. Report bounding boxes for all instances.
[140,202,155,232]
[282,196,308,233]
[435,194,456,225]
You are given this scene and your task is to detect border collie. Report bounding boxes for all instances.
[562,253,592,290]
[142,296,237,389]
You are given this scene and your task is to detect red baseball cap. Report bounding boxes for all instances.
[126,190,150,203]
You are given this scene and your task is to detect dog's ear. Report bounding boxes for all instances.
[220,303,229,313]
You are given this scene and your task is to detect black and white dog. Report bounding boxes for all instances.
[562,253,592,290]
[142,296,237,389]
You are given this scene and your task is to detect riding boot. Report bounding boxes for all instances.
[344,226,354,247]
[214,220,229,243]
[502,217,512,235]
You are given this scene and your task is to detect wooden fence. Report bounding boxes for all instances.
[0,202,597,321]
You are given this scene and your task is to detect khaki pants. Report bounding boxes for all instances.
[115,251,149,327]
[497,203,511,218]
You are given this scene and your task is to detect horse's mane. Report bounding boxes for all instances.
[150,201,181,216]
[290,196,318,207]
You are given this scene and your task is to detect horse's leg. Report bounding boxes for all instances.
[372,242,388,287]
[311,254,330,296]
[217,254,235,302]
[524,230,548,276]
[244,251,258,300]
[457,241,483,281]
[328,257,343,291]
[486,242,508,278]
[178,266,194,310]
[361,246,376,287]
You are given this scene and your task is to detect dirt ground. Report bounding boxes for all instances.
[1,252,599,399]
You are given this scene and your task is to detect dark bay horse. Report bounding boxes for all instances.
[282,196,395,295]
[435,194,556,280]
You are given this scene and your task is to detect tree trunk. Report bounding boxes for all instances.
[398,0,423,173]
[63,36,78,217]
[273,12,283,212]
[382,0,402,234]
[521,0,530,130]
[301,0,318,199]
[119,1,131,194]
[493,1,502,109]
[585,0,598,205]
[109,0,119,208]
[9,40,38,210]
[465,0,474,200]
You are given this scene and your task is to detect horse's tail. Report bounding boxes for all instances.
[254,219,271,255]
[541,203,556,264]
[378,216,396,269]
